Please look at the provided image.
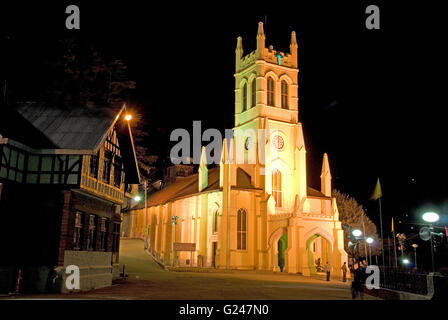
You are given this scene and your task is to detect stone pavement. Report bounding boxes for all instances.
[3,240,381,300]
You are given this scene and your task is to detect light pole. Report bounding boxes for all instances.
[366,237,374,265]
[352,229,363,267]
[422,212,439,272]
[172,215,179,267]
[412,243,418,269]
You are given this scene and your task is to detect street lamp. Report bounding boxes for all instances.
[422,212,440,223]
[422,211,440,272]
[412,243,418,269]
[352,229,362,237]
[351,229,363,267]
[124,114,132,121]
[402,258,410,266]
[133,195,141,202]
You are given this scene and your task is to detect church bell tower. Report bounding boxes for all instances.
[233,22,307,213]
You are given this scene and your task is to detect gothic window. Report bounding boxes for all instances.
[272,169,282,207]
[267,77,275,106]
[213,211,219,234]
[237,208,247,250]
[281,80,288,109]
[251,79,256,107]
[242,83,247,112]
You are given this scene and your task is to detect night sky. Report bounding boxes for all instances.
[2,2,447,263]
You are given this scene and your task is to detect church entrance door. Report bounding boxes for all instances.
[277,234,288,272]
[212,242,217,268]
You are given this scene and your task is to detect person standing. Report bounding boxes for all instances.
[326,262,331,281]
[341,262,348,282]
[351,268,364,300]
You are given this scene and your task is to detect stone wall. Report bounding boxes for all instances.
[57,250,113,293]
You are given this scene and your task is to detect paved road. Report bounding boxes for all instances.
[5,240,380,300]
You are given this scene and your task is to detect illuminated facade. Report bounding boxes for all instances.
[129,23,347,276]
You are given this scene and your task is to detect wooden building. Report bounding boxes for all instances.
[0,102,139,293]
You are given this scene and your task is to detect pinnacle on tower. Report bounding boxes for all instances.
[199,146,208,191]
[236,36,243,54]
[290,31,298,48]
[320,153,332,197]
[235,36,243,71]
[256,22,265,56]
[257,21,265,37]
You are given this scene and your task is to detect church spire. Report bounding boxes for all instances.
[256,22,265,57]
[235,36,243,71]
[257,21,265,37]
[290,31,298,66]
[320,153,332,197]
[199,146,208,192]
[290,31,297,47]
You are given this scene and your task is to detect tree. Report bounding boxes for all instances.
[333,189,382,258]
[41,39,136,108]
[38,38,156,177]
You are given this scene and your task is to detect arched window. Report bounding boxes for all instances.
[237,208,247,250]
[272,169,282,207]
[213,211,219,233]
[251,79,256,108]
[281,81,288,109]
[267,77,274,106]
[242,83,247,112]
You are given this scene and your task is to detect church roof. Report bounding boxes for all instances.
[135,165,330,208]
[142,167,220,207]
[138,166,260,208]
[307,186,331,199]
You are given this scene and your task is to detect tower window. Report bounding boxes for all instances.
[281,81,288,109]
[237,208,247,250]
[213,211,219,233]
[267,78,274,106]
[242,83,247,112]
[272,169,282,207]
[251,79,256,107]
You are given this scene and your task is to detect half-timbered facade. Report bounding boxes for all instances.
[0,102,139,293]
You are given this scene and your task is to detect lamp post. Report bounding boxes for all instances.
[144,179,148,250]
[352,229,363,267]
[422,212,439,272]
[412,243,418,269]
[366,237,374,265]
[172,215,179,267]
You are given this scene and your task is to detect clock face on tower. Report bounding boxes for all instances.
[272,135,285,151]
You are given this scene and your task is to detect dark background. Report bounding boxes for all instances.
[2,1,447,269]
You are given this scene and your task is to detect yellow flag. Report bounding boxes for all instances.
[369,178,382,200]
[391,217,394,232]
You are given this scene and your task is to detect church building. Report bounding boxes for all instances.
[128,22,347,277]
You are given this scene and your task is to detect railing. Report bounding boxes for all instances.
[378,267,428,295]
